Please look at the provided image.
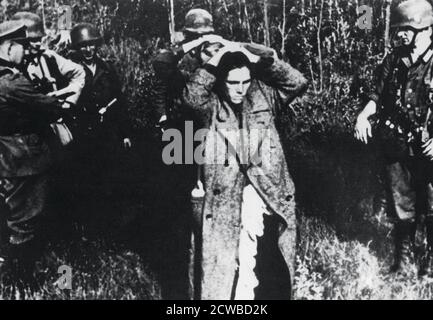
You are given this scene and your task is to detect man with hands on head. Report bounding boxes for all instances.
[183,38,307,299]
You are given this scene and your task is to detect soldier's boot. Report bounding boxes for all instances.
[391,220,416,274]
[420,218,433,277]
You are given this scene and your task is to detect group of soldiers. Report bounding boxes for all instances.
[1,0,433,301]
[0,12,131,283]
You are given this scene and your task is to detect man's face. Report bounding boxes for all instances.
[394,26,433,49]
[79,44,97,62]
[28,38,42,56]
[396,27,416,46]
[224,67,251,105]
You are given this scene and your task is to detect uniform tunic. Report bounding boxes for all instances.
[0,64,62,245]
[370,47,433,221]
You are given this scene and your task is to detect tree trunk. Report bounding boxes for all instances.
[317,0,324,92]
[239,0,252,42]
[167,0,176,45]
[384,0,392,55]
[280,0,287,57]
[263,0,270,47]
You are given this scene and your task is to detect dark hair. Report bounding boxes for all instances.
[215,51,253,89]
[214,52,253,120]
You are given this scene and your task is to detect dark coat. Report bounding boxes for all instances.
[0,65,62,177]
[71,55,131,140]
[183,53,308,300]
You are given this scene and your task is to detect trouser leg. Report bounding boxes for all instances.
[420,163,433,276]
[0,175,48,247]
[0,175,48,286]
[385,160,417,273]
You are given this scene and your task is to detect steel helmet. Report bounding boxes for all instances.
[184,9,214,35]
[11,12,44,38]
[391,0,433,29]
[70,23,102,48]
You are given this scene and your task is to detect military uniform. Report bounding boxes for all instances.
[65,23,132,236]
[26,49,85,105]
[153,46,204,299]
[372,46,433,215]
[0,63,62,252]
[363,0,433,274]
[371,46,433,264]
[151,9,217,299]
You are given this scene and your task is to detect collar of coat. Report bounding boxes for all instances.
[400,46,433,68]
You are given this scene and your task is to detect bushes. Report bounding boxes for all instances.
[101,38,159,132]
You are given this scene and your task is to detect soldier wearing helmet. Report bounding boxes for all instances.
[67,23,132,238]
[151,8,228,299]
[152,8,225,126]
[0,20,66,280]
[355,0,433,276]
[11,12,85,108]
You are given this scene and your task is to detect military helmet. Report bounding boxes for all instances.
[70,23,102,48]
[391,0,433,29]
[0,20,28,43]
[11,12,44,38]
[184,9,214,35]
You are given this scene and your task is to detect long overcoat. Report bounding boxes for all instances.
[183,50,308,300]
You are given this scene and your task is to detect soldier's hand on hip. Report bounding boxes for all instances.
[423,138,433,160]
[354,114,372,144]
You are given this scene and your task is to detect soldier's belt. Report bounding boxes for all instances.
[377,118,429,143]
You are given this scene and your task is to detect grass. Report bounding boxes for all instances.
[294,214,433,300]
[0,238,161,300]
[2,208,433,300]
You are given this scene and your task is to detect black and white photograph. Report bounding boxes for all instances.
[0,0,432,303]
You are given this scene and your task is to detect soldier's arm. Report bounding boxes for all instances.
[47,50,86,105]
[367,53,394,109]
[357,54,395,121]
[8,74,63,118]
[354,55,393,143]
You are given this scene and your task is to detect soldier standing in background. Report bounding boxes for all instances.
[67,23,132,237]
[152,8,227,299]
[11,12,85,112]
[355,0,433,276]
[0,21,67,281]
